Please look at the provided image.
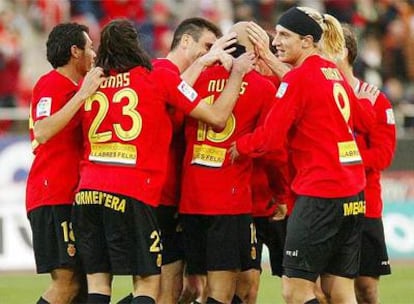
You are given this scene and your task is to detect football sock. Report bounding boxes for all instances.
[130,295,156,304]
[87,293,110,304]
[206,297,224,303]
[117,293,133,304]
[36,297,50,304]
[304,299,319,304]
[231,295,243,303]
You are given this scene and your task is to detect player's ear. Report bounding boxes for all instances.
[71,45,82,59]
[181,33,192,48]
[301,35,314,49]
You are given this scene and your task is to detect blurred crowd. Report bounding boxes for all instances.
[1,0,414,136]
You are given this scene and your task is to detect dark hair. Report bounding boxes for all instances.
[96,19,152,74]
[46,23,89,68]
[342,24,358,65]
[170,17,222,50]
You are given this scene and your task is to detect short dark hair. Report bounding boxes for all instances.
[96,19,152,74]
[170,17,222,50]
[342,24,358,65]
[46,23,89,69]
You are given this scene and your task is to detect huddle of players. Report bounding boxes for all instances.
[26,5,396,304]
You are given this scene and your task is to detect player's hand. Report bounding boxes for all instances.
[211,31,238,54]
[270,203,287,221]
[198,49,233,70]
[78,67,106,100]
[357,81,379,105]
[246,22,272,61]
[232,51,256,76]
[229,141,240,164]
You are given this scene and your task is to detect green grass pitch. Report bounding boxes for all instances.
[0,263,413,303]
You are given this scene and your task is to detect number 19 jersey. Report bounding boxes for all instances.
[179,66,277,215]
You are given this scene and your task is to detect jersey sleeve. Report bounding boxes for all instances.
[154,68,201,115]
[236,78,301,157]
[356,92,396,170]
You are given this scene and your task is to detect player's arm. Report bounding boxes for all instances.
[188,51,255,129]
[230,79,299,160]
[262,153,292,221]
[33,67,105,144]
[246,21,290,79]
[355,92,396,170]
[181,32,237,85]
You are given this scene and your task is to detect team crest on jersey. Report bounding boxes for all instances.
[276,82,288,98]
[67,244,76,257]
[386,108,395,125]
[36,97,52,117]
[178,80,198,102]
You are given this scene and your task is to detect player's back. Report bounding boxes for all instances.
[180,65,276,215]
[79,64,200,206]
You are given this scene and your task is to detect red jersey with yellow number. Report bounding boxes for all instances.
[152,58,185,207]
[237,55,376,198]
[78,66,200,206]
[26,70,82,212]
[179,66,277,215]
[355,87,396,217]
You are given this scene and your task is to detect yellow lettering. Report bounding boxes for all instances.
[124,73,130,86]
[343,202,353,216]
[239,82,248,95]
[111,195,119,210]
[118,199,126,212]
[104,194,112,208]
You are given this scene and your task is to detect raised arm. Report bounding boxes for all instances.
[33,67,105,144]
[181,32,238,85]
[189,51,256,129]
[246,21,290,79]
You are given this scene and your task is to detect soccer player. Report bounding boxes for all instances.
[338,24,396,304]
[230,6,379,303]
[179,21,279,304]
[233,33,292,304]
[152,17,236,304]
[26,23,104,304]
[72,19,254,304]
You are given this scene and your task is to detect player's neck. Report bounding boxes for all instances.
[166,51,188,73]
[56,64,83,85]
[342,66,358,89]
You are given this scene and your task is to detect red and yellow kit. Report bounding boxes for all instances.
[179,66,277,215]
[26,70,82,212]
[78,66,200,206]
[152,58,186,207]
[237,55,376,198]
[355,88,396,217]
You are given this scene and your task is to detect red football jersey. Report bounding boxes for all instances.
[251,150,294,217]
[78,66,200,206]
[179,66,277,215]
[152,58,186,207]
[237,55,376,198]
[26,70,82,212]
[355,87,396,217]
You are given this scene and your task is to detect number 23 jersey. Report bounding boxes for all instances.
[78,66,200,206]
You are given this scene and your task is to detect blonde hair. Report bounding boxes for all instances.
[297,6,345,61]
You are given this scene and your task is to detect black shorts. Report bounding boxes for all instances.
[156,205,184,265]
[359,217,391,277]
[283,193,364,282]
[181,214,258,275]
[254,217,287,277]
[72,190,162,276]
[28,205,81,273]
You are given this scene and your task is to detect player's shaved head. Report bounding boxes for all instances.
[229,21,254,52]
